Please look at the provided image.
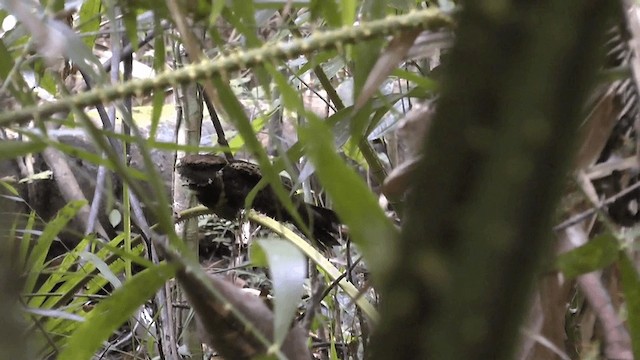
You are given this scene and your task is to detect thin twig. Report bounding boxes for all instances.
[553,179,640,231]
[202,88,233,160]
[319,256,363,301]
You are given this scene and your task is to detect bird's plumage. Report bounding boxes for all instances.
[177,154,341,248]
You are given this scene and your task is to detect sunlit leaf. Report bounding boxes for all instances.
[249,212,379,322]
[78,252,122,289]
[77,0,102,51]
[252,239,306,347]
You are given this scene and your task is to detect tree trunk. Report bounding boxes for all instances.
[372,1,618,359]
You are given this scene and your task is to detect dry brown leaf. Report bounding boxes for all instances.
[353,30,422,112]
[382,102,434,199]
[177,271,312,360]
[574,91,618,171]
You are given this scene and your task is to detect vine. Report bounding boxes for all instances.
[0,9,453,125]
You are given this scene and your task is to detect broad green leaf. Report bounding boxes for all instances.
[348,0,387,148]
[58,262,176,360]
[252,239,306,348]
[299,117,398,275]
[121,6,138,53]
[77,0,102,51]
[341,0,357,26]
[619,252,640,359]
[208,0,225,24]
[555,233,619,279]
[39,69,58,96]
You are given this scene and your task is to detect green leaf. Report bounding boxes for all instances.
[224,3,271,97]
[34,232,147,314]
[27,235,89,308]
[270,64,302,111]
[310,0,341,27]
[149,17,166,140]
[341,0,357,26]
[249,212,379,322]
[619,252,640,359]
[78,251,122,289]
[0,141,46,161]
[0,37,35,106]
[555,233,619,279]
[211,76,309,237]
[299,117,398,275]
[226,111,270,151]
[77,0,102,51]
[208,0,225,24]
[23,200,86,294]
[41,71,59,97]
[252,239,306,348]
[348,0,387,142]
[58,262,176,360]
[121,6,139,53]
[391,68,438,91]
[18,211,36,270]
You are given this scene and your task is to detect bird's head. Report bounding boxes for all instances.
[177,154,227,186]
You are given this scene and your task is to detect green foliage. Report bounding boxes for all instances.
[620,252,640,359]
[555,233,620,279]
[0,1,458,357]
[251,239,306,347]
[58,262,176,359]
[249,212,379,321]
[0,140,46,161]
[300,117,398,275]
[23,201,86,294]
[2,0,637,359]
[24,231,148,357]
[77,0,102,52]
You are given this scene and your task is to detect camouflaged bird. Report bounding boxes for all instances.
[177,154,341,248]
